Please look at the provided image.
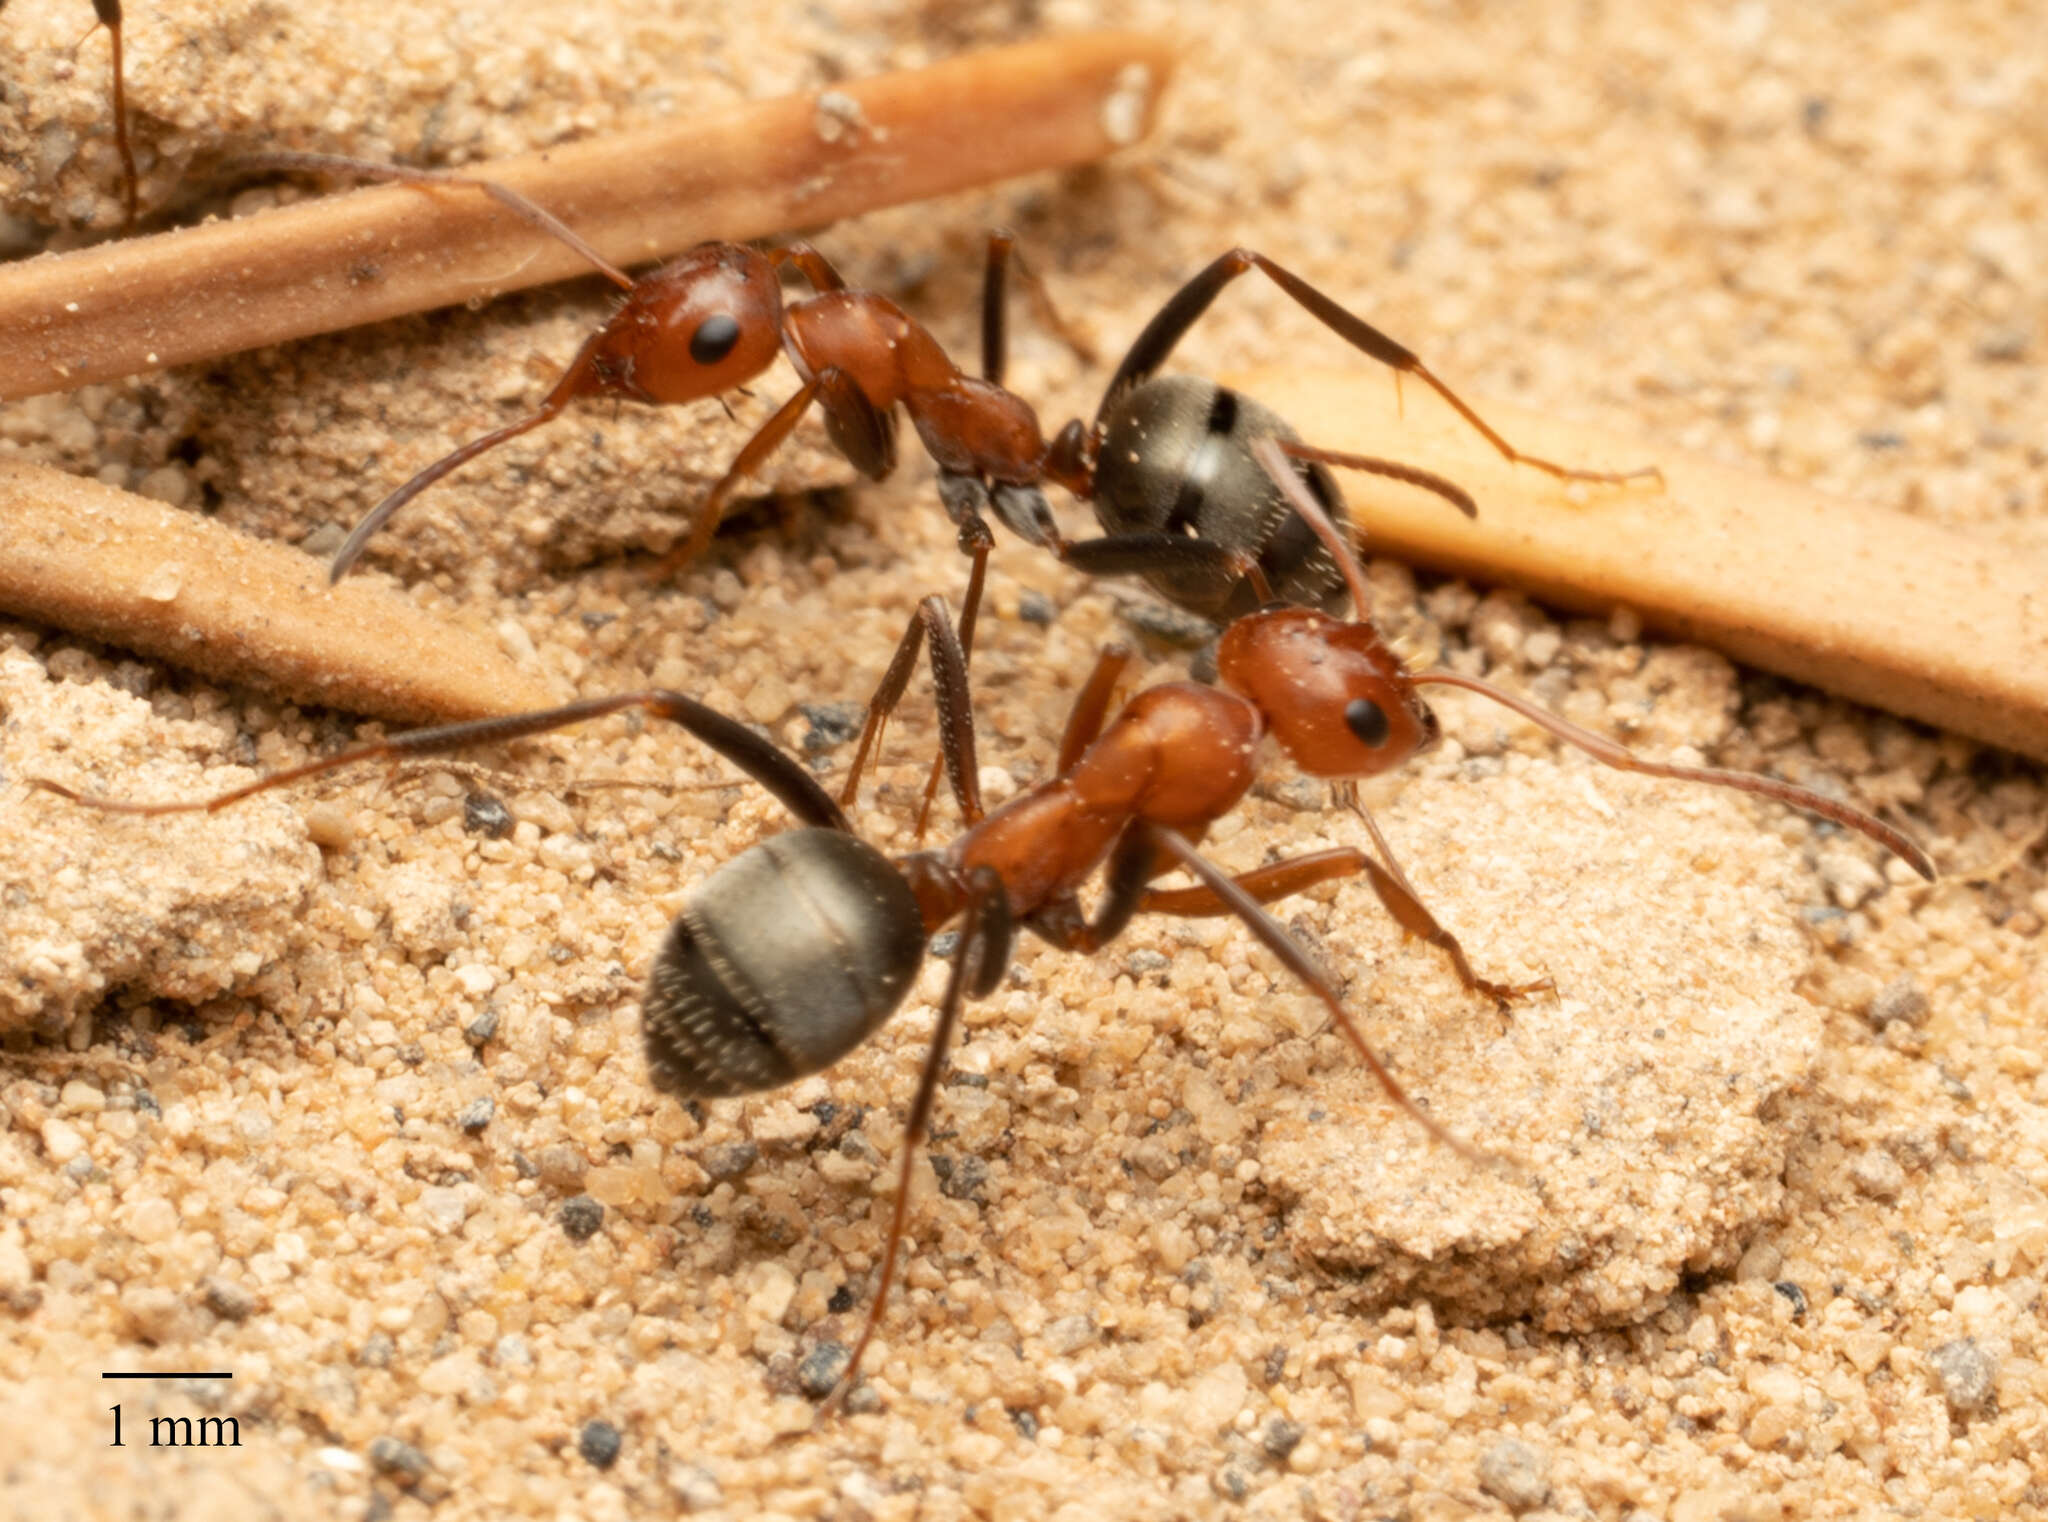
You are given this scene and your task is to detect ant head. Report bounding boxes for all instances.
[1217,608,1436,778]
[1214,437,1437,777]
[602,243,785,405]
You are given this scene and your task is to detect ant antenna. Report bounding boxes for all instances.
[1247,438,1937,882]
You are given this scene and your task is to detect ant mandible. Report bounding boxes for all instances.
[3,0,136,224]
[33,436,1931,1414]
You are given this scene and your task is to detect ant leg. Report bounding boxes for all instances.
[1056,644,1132,774]
[89,0,136,225]
[1140,826,1547,1009]
[1276,441,1477,520]
[1096,248,1659,488]
[768,243,849,294]
[908,523,993,837]
[1023,826,1160,955]
[979,230,1095,383]
[981,233,1012,384]
[1140,824,1492,1165]
[816,371,898,482]
[1057,533,1276,605]
[244,151,635,290]
[818,866,1014,1419]
[32,690,852,835]
[653,368,889,583]
[651,373,827,579]
[839,595,984,828]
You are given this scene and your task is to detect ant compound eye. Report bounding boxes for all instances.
[1344,697,1391,747]
[689,314,743,366]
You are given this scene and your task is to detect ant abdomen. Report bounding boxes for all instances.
[641,829,929,1097]
[1092,375,1352,624]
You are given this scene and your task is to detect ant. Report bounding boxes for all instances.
[297,160,1646,639]
[32,436,1931,1415]
[2,0,137,224]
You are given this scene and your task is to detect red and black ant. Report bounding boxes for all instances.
[3,0,137,224]
[32,434,1930,1413]
[297,161,1650,638]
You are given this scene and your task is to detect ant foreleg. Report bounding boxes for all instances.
[839,594,984,830]
[1134,834,1547,1012]
[652,373,824,578]
[1055,644,1132,774]
[1142,824,1497,1167]
[816,865,1013,1420]
[908,521,993,838]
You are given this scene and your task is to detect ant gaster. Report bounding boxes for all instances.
[34,437,1931,1415]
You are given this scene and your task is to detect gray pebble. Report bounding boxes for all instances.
[1929,1338,1997,1415]
[200,1276,258,1321]
[1261,1416,1304,1461]
[800,701,865,752]
[367,1435,430,1481]
[1477,1437,1551,1511]
[356,1332,395,1368]
[1119,599,1219,650]
[699,1141,759,1181]
[797,1341,851,1400]
[456,1096,495,1133]
[1865,976,1929,1030]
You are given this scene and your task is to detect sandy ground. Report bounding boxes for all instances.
[2,1,2045,1519]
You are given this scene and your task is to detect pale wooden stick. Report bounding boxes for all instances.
[1236,364,2048,762]
[0,31,1172,401]
[0,461,556,721]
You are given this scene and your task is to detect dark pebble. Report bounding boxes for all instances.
[463,790,515,839]
[559,1195,605,1242]
[457,1096,495,1133]
[1772,1281,1808,1320]
[577,1418,622,1469]
[1262,1416,1304,1461]
[463,1008,500,1047]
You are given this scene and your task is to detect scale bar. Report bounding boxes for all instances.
[101,1371,233,1380]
